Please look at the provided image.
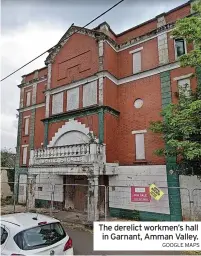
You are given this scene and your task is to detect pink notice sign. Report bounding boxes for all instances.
[131,186,151,202]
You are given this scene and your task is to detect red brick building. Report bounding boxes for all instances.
[15,0,199,221]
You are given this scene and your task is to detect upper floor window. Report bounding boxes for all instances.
[26,91,31,107]
[67,87,79,111]
[133,51,142,74]
[130,47,143,74]
[83,81,97,108]
[132,129,147,161]
[24,117,30,135]
[52,92,63,115]
[175,39,186,59]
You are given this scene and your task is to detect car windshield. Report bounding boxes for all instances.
[14,222,66,250]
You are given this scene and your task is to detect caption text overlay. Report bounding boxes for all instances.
[93,222,201,251]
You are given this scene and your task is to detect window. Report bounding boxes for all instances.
[135,133,145,160]
[1,227,8,245]
[52,92,63,115]
[26,91,31,107]
[175,39,186,58]
[22,146,28,165]
[134,98,143,109]
[67,87,79,111]
[83,81,97,107]
[132,130,147,160]
[133,51,142,74]
[14,222,66,251]
[178,78,191,97]
[24,118,29,135]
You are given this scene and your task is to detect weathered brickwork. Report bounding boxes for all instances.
[17,0,195,169]
[16,1,197,220]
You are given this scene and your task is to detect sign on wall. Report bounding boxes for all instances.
[149,184,164,200]
[33,156,87,166]
[131,186,151,202]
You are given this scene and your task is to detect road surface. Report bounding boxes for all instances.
[64,224,183,255]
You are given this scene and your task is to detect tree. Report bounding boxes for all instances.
[1,148,16,168]
[1,148,16,192]
[150,0,201,175]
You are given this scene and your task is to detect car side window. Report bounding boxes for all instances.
[1,227,8,245]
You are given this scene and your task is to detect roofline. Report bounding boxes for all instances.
[93,21,117,37]
[116,0,191,37]
[1,220,20,227]
[22,66,47,78]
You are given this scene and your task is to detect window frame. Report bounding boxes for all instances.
[67,87,79,111]
[24,117,30,136]
[132,130,147,161]
[83,81,97,108]
[129,47,143,74]
[26,91,31,107]
[174,38,187,60]
[177,78,191,97]
[52,92,64,115]
[132,51,142,74]
[22,145,28,165]
[135,133,146,160]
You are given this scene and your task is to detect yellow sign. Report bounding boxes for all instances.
[149,184,164,200]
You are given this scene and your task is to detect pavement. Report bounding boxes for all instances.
[63,223,183,255]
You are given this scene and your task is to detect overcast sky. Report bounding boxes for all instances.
[1,0,187,152]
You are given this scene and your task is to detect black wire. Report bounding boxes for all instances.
[0,0,125,82]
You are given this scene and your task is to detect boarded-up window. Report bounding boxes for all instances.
[52,92,63,115]
[67,87,79,111]
[83,81,97,107]
[135,133,145,160]
[26,91,31,106]
[133,51,142,74]
[178,78,190,97]
[24,118,29,135]
[22,147,28,165]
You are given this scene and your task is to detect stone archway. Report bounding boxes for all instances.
[47,119,98,213]
[48,119,98,147]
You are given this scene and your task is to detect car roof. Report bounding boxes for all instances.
[1,212,59,231]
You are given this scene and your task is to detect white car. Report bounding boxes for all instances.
[1,212,74,255]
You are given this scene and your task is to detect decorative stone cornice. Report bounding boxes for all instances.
[17,77,47,89]
[41,105,120,123]
[117,22,175,51]
[17,103,45,113]
[44,21,177,67]
[44,25,118,65]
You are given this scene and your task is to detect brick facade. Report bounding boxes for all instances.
[15,1,198,220]
[16,1,197,168]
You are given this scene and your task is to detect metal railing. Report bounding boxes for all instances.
[1,180,200,222]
